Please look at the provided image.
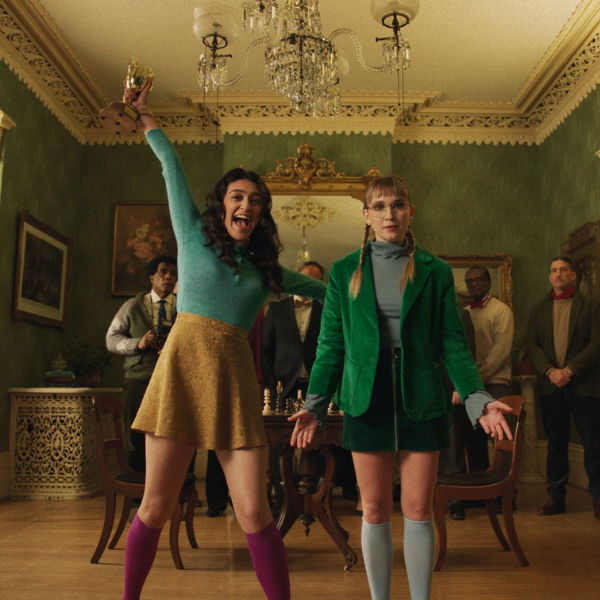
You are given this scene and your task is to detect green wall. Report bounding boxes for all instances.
[2,57,600,454]
[0,61,83,450]
[541,90,600,242]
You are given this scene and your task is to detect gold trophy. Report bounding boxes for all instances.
[99,57,154,136]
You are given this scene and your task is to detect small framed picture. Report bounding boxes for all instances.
[13,211,74,329]
[111,202,177,296]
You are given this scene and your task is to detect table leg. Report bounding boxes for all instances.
[276,443,357,570]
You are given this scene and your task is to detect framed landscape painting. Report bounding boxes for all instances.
[13,211,74,329]
[111,202,177,296]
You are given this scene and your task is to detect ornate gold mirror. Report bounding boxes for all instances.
[263,142,383,272]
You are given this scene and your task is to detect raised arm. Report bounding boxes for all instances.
[125,79,202,245]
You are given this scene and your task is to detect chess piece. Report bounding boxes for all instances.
[99,57,154,136]
[295,388,304,412]
[263,388,273,415]
[275,381,285,413]
[285,397,295,414]
[328,401,339,414]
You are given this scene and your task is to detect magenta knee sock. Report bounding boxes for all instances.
[123,514,162,600]
[245,521,290,600]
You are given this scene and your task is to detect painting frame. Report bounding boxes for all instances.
[13,210,74,329]
[438,254,514,311]
[111,202,177,296]
[561,220,600,299]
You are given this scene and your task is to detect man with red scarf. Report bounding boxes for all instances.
[527,256,600,520]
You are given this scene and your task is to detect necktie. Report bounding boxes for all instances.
[469,299,485,309]
[157,299,166,336]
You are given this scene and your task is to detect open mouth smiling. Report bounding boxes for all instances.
[234,215,252,229]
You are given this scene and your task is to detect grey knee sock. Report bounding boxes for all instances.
[403,516,435,600]
[361,518,393,600]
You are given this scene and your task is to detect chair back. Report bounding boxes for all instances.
[488,395,526,485]
[91,395,132,485]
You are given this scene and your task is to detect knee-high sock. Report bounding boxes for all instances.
[123,514,162,600]
[361,519,393,600]
[403,517,435,600]
[245,521,290,600]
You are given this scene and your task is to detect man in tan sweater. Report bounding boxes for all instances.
[527,256,600,520]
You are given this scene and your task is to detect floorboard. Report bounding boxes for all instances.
[0,481,598,599]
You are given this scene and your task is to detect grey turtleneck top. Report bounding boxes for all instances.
[370,238,409,349]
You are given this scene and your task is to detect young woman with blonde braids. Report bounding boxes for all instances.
[290,175,513,600]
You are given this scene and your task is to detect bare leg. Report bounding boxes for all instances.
[399,450,439,600]
[217,446,272,532]
[398,450,439,521]
[217,446,290,600]
[353,452,394,600]
[123,434,196,600]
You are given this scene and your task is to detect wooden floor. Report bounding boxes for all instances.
[0,481,598,600]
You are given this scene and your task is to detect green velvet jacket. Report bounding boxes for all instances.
[526,289,600,397]
[307,243,485,421]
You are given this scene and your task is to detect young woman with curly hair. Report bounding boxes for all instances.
[121,80,326,600]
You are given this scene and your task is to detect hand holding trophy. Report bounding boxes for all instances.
[99,57,154,136]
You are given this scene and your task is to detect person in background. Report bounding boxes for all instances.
[527,256,600,520]
[106,255,177,472]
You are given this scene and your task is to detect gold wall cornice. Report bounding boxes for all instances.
[1,0,600,146]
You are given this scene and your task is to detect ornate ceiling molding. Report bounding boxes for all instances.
[1,0,600,146]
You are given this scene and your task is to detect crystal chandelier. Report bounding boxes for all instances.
[193,1,420,119]
[261,1,340,117]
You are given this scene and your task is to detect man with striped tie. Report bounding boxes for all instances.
[106,255,177,471]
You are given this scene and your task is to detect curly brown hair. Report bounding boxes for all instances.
[202,168,284,296]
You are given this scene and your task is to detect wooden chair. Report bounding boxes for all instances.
[433,395,529,571]
[90,394,198,569]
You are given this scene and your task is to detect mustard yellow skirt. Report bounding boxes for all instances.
[132,313,266,450]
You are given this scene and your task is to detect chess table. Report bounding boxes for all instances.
[262,411,357,571]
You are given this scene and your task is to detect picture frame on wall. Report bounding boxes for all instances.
[561,220,600,299]
[438,254,514,311]
[13,210,74,329]
[111,202,177,296]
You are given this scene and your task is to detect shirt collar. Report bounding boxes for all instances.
[150,290,174,304]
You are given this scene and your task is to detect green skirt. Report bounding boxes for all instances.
[342,348,449,452]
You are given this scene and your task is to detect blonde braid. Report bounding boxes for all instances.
[400,226,416,291]
[349,223,371,299]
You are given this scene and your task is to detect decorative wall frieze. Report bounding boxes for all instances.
[2,0,600,146]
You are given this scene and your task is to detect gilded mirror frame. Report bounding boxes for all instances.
[262,142,383,200]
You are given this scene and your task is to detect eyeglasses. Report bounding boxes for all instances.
[465,277,489,285]
[367,201,409,218]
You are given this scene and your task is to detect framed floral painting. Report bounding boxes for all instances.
[111,202,177,296]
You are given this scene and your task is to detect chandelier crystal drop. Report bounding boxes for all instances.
[242,0,279,36]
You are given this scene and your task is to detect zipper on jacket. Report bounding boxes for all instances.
[390,348,399,450]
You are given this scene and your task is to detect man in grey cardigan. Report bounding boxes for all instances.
[106,255,177,471]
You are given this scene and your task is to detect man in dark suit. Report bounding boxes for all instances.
[262,261,358,508]
[527,256,600,520]
[262,261,325,402]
